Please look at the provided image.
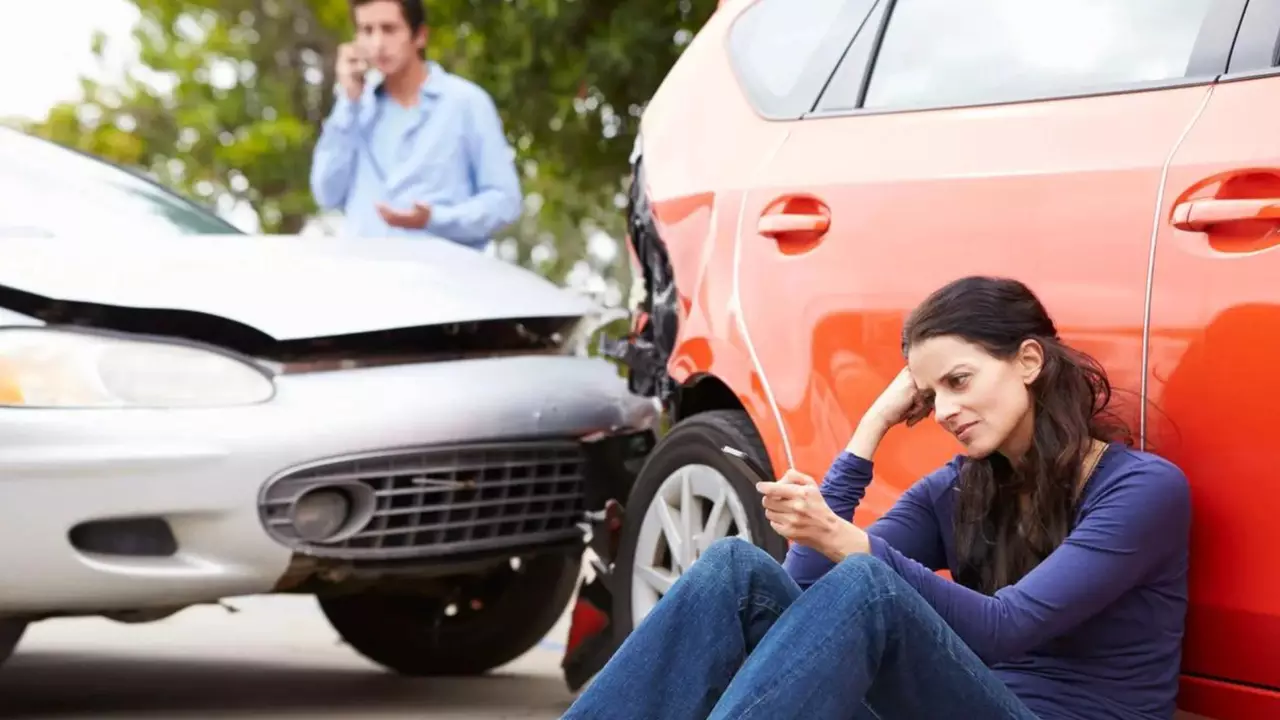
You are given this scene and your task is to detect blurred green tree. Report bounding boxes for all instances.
[27,0,714,302]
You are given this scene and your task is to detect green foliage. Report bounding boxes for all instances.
[25,0,714,301]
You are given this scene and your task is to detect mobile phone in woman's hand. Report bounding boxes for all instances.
[722,446,774,485]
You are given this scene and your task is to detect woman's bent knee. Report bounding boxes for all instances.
[701,537,776,572]
[699,537,797,599]
[830,553,905,598]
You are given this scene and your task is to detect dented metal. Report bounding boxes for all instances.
[602,152,679,402]
[0,233,596,347]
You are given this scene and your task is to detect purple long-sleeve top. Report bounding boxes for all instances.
[783,444,1190,720]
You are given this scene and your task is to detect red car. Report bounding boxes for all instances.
[564,1,1280,717]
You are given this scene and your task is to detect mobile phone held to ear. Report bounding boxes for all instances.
[721,446,774,485]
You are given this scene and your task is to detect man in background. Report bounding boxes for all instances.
[310,0,522,251]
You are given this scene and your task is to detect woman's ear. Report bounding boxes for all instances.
[1016,339,1045,385]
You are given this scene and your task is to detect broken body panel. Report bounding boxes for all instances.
[565,150,678,689]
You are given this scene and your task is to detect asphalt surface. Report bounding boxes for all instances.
[0,595,579,719]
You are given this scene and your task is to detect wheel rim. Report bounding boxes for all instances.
[631,463,753,626]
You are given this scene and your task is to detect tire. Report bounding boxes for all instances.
[613,409,787,636]
[319,552,581,676]
[0,620,25,668]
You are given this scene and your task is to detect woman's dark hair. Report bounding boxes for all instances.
[902,276,1131,595]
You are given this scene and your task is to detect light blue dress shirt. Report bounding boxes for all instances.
[309,62,523,250]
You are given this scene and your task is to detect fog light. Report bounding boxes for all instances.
[292,489,351,543]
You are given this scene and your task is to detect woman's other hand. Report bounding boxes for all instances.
[868,367,931,428]
[760,469,869,562]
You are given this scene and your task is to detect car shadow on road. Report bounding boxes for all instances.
[0,652,577,718]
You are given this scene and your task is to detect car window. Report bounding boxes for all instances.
[1223,0,1280,74]
[728,0,878,119]
[813,0,890,113]
[862,0,1217,111]
[0,130,239,238]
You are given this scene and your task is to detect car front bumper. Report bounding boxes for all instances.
[0,354,658,615]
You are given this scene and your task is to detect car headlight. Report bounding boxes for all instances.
[0,328,275,408]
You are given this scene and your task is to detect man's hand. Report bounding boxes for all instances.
[336,43,368,101]
[376,201,432,230]
[759,469,870,562]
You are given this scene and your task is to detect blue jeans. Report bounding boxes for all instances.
[563,538,1038,719]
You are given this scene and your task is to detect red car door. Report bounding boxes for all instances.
[733,0,1238,529]
[1145,5,1280,717]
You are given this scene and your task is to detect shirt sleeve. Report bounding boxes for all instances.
[868,457,1190,664]
[783,452,955,588]
[309,94,362,210]
[427,89,523,244]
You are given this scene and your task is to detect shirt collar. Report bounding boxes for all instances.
[372,60,447,100]
[420,61,447,98]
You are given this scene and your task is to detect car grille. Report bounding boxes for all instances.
[259,440,588,560]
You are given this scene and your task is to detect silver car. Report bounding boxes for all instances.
[0,127,660,678]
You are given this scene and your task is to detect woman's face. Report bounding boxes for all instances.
[906,335,1043,459]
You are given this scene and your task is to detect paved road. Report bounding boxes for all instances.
[0,596,1223,720]
[0,595,579,719]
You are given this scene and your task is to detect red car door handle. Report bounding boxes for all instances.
[757,213,830,236]
[1171,198,1280,232]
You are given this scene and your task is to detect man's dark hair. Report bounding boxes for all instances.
[350,0,429,58]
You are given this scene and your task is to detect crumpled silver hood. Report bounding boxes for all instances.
[0,234,597,341]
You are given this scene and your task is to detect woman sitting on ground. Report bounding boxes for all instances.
[563,275,1191,720]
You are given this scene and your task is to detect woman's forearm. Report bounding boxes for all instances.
[847,414,892,460]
